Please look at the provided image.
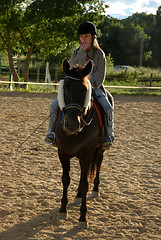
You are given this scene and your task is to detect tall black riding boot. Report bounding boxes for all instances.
[102,111,114,150]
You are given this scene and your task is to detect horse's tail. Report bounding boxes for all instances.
[89,147,102,181]
[89,157,97,181]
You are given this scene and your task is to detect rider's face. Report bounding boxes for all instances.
[80,33,92,51]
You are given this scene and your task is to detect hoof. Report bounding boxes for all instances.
[77,221,89,229]
[90,191,100,199]
[57,212,68,220]
[74,197,82,205]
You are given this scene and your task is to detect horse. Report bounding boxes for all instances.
[55,58,105,229]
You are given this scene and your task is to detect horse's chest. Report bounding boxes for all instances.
[56,127,99,155]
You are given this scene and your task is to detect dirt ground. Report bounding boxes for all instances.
[0,91,161,240]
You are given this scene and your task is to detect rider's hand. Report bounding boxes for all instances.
[80,42,91,52]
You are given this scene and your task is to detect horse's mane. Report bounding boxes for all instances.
[69,65,90,90]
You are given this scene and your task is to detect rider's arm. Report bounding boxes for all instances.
[69,48,87,66]
[89,49,106,90]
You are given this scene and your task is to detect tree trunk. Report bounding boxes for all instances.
[6,26,19,88]
[23,42,34,87]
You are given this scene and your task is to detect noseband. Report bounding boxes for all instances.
[62,103,93,135]
[63,103,85,114]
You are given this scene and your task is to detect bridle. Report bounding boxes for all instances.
[62,103,93,134]
[59,76,94,134]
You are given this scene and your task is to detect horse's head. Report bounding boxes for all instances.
[57,58,92,135]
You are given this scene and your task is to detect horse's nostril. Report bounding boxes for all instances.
[64,117,80,134]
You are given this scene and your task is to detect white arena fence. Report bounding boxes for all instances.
[0,80,161,90]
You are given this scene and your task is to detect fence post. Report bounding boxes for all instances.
[139,34,144,67]
[124,67,127,80]
[9,71,13,91]
[37,63,40,82]
[45,62,51,87]
[55,64,58,90]
[150,73,153,87]
[17,55,20,76]
[0,58,1,75]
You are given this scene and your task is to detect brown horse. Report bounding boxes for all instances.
[55,58,104,229]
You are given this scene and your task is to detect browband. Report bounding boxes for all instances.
[64,76,81,81]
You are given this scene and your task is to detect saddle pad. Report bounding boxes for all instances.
[93,101,103,128]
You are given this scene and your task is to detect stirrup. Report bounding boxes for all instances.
[102,141,111,150]
[102,136,114,150]
[44,132,55,144]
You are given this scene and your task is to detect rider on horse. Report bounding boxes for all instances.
[45,21,114,150]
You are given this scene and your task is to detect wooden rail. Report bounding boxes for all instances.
[0,80,161,89]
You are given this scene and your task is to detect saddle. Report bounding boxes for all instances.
[92,86,113,129]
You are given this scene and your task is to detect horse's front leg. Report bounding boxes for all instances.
[77,168,89,229]
[77,154,94,229]
[58,150,70,220]
[74,177,82,205]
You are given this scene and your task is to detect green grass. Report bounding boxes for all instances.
[0,65,161,95]
[104,66,161,95]
[106,66,161,82]
[0,84,58,93]
[0,83,160,96]
[105,87,161,96]
[27,85,58,93]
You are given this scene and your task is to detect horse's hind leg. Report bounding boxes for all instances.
[58,150,70,220]
[91,148,103,198]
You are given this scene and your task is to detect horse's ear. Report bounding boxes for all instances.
[63,57,70,74]
[82,60,92,77]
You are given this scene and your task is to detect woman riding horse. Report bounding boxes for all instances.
[45,21,114,149]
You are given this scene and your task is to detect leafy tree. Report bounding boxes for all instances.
[121,9,161,66]
[99,16,151,66]
[98,16,120,54]
[123,12,156,29]
[0,0,25,83]
[156,5,161,27]
[146,6,161,66]
[104,22,124,64]
[0,0,107,84]
[118,23,150,65]
[147,27,161,66]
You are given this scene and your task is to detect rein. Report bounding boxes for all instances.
[80,106,94,126]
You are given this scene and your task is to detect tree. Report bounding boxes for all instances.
[99,16,151,66]
[0,0,26,83]
[0,0,107,85]
[123,12,156,29]
[156,5,161,27]
[118,23,151,65]
[121,10,161,67]
[141,5,161,66]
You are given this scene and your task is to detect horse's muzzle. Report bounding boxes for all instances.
[63,115,81,135]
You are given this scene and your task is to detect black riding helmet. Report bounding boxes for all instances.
[77,21,97,36]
